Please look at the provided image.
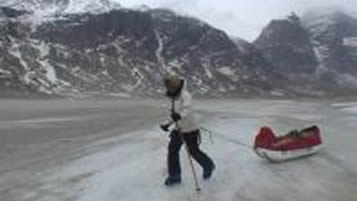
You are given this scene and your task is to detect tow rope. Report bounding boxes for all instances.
[200,127,254,150]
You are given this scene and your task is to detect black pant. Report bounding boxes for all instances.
[167,130,215,178]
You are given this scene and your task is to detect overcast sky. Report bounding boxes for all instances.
[117,0,356,41]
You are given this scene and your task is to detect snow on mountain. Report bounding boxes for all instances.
[64,0,121,14]
[302,7,352,40]
[1,4,357,97]
[343,37,357,47]
[231,37,253,53]
[0,6,288,98]
[255,13,318,74]
[0,0,121,15]
[302,7,357,79]
[252,9,357,95]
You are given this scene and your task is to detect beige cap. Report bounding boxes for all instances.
[163,73,182,93]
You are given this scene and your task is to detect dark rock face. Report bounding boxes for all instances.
[253,14,328,96]
[254,10,357,95]
[0,8,35,97]
[0,6,28,17]
[255,15,318,74]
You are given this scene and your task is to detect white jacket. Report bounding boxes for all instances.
[169,81,199,134]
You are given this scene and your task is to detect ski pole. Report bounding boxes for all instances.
[171,99,201,192]
[185,145,201,192]
[174,122,201,192]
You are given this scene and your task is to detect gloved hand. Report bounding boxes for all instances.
[171,112,181,122]
[160,123,170,132]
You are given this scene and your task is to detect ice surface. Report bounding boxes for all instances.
[72,100,357,201]
[0,99,356,201]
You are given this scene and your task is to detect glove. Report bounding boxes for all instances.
[160,123,170,132]
[171,112,181,122]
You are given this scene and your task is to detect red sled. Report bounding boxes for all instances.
[254,125,323,162]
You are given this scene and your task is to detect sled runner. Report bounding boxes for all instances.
[254,126,323,162]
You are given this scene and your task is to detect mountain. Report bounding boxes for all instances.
[0,6,286,98]
[302,7,357,89]
[254,13,325,95]
[255,13,318,74]
[254,10,357,95]
[2,3,357,98]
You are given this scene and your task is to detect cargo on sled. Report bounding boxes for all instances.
[254,125,323,162]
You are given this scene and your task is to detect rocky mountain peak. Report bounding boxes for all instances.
[254,13,317,74]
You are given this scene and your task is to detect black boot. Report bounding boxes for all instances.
[164,176,181,186]
[203,164,215,180]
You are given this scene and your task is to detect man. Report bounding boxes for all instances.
[160,74,215,186]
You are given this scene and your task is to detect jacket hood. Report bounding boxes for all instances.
[166,79,186,99]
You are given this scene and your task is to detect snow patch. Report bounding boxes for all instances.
[14,117,81,124]
[332,102,357,107]
[337,74,357,87]
[0,68,12,78]
[313,46,326,66]
[204,66,213,79]
[57,79,72,87]
[270,90,285,97]
[218,85,227,92]
[216,67,234,76]
[312,44,329,74]
[108,92,131,98]
[154,30,166,72]
[39,59,58,84]
[143,65,152,72]
[216,67,238,81]
[121,67,144,92]
[168,59,184,69]
[201,58,213,79]
[341,106,357,114]
[101,69,109,76]
[65,0,121,14]
[343,37,357,47]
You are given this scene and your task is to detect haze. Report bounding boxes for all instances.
[118,0,357,41]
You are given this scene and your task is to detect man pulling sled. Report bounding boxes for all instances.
[160,74,215,187]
